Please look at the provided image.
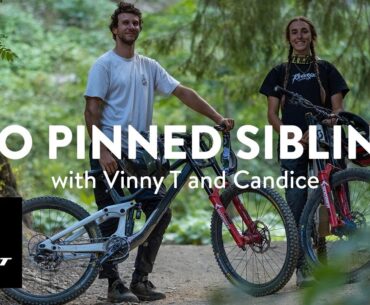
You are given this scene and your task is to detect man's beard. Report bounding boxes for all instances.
[118,32,139,45]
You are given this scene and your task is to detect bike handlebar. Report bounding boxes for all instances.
[213,125,236,176]
[273,86,350,125]
[214,123,228,133]
[274,85,298,98]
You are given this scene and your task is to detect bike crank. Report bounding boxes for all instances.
[99,236,130,265]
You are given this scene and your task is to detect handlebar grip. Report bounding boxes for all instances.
[274,85,283,93]
[214,124,227,132]
[274,85,294,97]
[335,112,351,126]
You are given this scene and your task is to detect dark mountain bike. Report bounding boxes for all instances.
[275,86,370,281]
[3,126,298,305]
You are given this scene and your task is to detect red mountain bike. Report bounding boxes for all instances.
[275,86,370,280]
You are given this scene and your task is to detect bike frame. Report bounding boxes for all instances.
[307,113,351,231]
[39,133,258,258]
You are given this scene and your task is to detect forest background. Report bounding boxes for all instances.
[1,0,369,244]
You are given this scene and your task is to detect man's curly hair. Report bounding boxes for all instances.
[109,2,143,40]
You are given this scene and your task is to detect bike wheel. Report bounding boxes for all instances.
[210,181,298,296]
[300,168,370,280]
[3,196,102,305]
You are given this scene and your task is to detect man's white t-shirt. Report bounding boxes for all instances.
[85,50,180,150]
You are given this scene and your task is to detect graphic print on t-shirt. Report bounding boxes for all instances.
[259,60,349,132]
[292,72,316,84]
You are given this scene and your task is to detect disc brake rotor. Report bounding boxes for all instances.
[28,234,63,271]
[249,220,271,253]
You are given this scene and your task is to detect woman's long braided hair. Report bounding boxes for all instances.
[282,16,326,106]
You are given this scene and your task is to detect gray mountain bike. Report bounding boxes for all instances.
[3,127,298,304]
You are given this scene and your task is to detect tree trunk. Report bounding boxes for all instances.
[0,153,19,197]
[0,154,32,227]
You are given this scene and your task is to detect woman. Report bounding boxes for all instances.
[259,16,349,288]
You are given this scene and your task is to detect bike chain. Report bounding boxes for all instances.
[27,235,131,271]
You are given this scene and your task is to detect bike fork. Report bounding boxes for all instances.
[335,184,352,219]
[209,188,260,248]
[318,164,349,230]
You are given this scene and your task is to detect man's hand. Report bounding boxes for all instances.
[99,146,118,176]
[217,117,234,132]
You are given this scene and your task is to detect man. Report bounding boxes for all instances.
[84,2,234,303]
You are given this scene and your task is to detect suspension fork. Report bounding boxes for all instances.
[318,164,343,229]
[231,195,257,231]
[334,182,352,220]
[209,188,261,248]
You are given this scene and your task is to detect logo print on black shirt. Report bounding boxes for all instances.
[292,72,316,84]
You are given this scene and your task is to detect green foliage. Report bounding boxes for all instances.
[0,1,103,201]
[302,265,346,305]
[165,208,211,244]
[0,34,17,61]
[160,0,370,119]
[1,0,369,246]
[0,1,218,239]
[302,229,370,305]
[0,43,16,61]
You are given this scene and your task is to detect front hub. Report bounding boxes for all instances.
[245,221,271,253]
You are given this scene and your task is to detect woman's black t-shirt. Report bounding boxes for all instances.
[259,60,349,132]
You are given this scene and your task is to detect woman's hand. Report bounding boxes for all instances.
[299,130,309,150]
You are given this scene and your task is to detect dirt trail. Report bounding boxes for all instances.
[0,245,356,305]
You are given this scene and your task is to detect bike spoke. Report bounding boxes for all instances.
[21,203,99,297]
[302,170,370,279]
[220,192,289,285]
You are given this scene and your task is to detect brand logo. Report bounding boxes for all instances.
[321,181,331,208]
[0,197,22,288]
[292,72,316,83]
[0,257,12,266]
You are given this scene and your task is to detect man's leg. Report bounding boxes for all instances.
[92,172,122,280]
[90,155,122,280]
[89,151,139,302]
[129,183,170,301]
[133,204,171,277]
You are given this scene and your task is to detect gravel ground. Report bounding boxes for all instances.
[0,245,358,305]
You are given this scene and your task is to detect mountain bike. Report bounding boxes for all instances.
[275,86,370,280]
[3,126,298,304]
